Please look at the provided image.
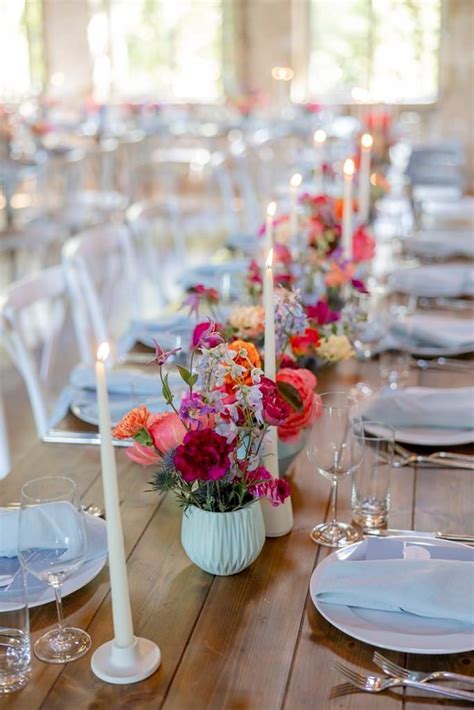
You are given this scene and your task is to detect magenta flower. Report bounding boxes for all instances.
[173,428,235,482]
[182,284,220,317]
[179,392,215,428]
[192,320,223,349]
[247,467,291,507]
[151,339,181,365]
[306,300,340,325]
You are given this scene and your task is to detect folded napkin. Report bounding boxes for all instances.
[70,365,162,396]
[314,540,474,625]
[392,313,474,349]
[404,230,474,259]
[388,264,474,298]
[362,386,474,430]
[0,504,106,559]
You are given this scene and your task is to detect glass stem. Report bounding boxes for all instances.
[330,477,339,527]
[52,583,65,636]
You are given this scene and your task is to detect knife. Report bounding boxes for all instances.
[364,529,474,543]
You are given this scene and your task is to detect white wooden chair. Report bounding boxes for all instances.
[1,264,93,440]
[0,391,11,479]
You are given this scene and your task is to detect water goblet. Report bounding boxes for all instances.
[306,392,364,547]
[18,476,91,663]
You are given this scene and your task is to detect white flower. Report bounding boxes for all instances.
[316,334,354,362]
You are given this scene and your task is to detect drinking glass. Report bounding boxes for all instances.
[306,392,364,547]
[379,348,410,389]
[0,567,31,694]
[18,476,91,663]
[346,289,388,399]
[352,422,395,531]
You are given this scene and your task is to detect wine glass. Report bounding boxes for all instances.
[306,392,364,547]
[18,477,91,663]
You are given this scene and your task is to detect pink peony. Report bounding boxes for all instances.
[173,428,235,482]
[352,226,376,262]
[276,368,322,443]
[259,377,291,426]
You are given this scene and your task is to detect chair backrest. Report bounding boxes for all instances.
[1,264,92,438]
[62,224,143,358]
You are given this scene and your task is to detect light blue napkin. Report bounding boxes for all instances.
[362,386,474,430]
[70,365,162,396]
[314,539,474,625]
[392,313,474,349]
[404,231,474,259]
[388,264,474,297]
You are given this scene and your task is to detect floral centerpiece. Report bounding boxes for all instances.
[113,333,321,574]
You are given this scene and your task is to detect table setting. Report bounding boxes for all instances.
[1,103,474,707]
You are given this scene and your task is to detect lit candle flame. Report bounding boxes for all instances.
[97,342,110,362]
[265,248,274,269]
[313,129,327,144]
[370,172,377,186]
[266,201,276,217]
[361,133,373,149]
[343,158,355,177]
[290,173,302,188]
[271,66,294,81]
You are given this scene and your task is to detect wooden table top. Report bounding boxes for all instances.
[1,355,473,709]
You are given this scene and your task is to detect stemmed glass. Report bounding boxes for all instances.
[346,289,388,398]
[306,392,364,547]
[18,477,91,663]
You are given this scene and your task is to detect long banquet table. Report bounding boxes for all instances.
[1,352,473,709]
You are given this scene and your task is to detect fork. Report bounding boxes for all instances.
[333,661,474,701]
[395,442,474,464]
[392,443,474,470]
[373,652,474,687]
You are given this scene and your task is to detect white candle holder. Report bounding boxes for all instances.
[261,497,293,537]
[92,637,161,685]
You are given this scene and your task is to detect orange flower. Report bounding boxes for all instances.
[226,340,262,385]
[334,196,358,221]
[325,261,355,288]
[112,405,150,439]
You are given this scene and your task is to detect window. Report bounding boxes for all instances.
[308,0,441,103]
[89,0,224,101]
[0,0,45,100]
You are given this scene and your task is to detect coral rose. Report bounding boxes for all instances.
[226,340,262,386]
[352,226,376,262]
[276,368,322,443]
[173,428,235,482]
[112,405,150,439]
[147,412,186,455]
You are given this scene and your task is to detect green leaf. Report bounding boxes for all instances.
[277,381,303,412]
[134,428,153,446]
[161,372,174,404]
[177,364,192,384]
[189,373,199,387]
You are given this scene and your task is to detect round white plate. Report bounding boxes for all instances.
[364,421,474,446]
[71,393,171,427]
[310,535,474,654]
[0,515,107,611]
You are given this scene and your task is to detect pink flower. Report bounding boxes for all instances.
[182,284,219,316]
[352,226,376,262]
[306,300,340,325]
[173,428,235,482]
[259,377,291,426]
[274,242,292,265]
[148,413,186,456]
[192,320,223,348]
[266,477,291,506]
[276,368,322,443]
[151,339,181,366]
[126,441,162,466]
[247,259,262,285]
[247,467,291,507]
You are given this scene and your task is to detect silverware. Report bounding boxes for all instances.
[373,652,474,687]
[393,443,474,470]
[364,528,474,543]
[6,502,105,519]
[415,357,473,372]
[333,661,474,701]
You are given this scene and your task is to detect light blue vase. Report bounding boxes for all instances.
[181,503,265,576]
[278,430,308,476]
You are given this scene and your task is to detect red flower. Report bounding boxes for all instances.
[276,368,322,443]
[306,301,340,325]
[246,467,291,507]
[352,226,376,262]
[290,328,320,357]
[247,259,262,285]
[259,377,291,425]
[173,428,235,482]
[274,242,292,265]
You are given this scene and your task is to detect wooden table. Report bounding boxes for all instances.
[2,356,473,709]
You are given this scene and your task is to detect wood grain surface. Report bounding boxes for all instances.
[1,352,473,709]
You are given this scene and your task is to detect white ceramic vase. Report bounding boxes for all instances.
[181,503,265,576]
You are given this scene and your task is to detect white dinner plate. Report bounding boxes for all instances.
[310,535,474,654]
[364,421,474,446]
[71,392,173,426]
[0,514,107,611]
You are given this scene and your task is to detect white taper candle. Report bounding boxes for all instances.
[358,133,373,224]
[342,158,355,260]
[265,201,276,254]
[289,173,302,241]
[95,343,134,649]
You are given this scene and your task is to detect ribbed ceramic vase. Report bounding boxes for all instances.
[181,503,265,576]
